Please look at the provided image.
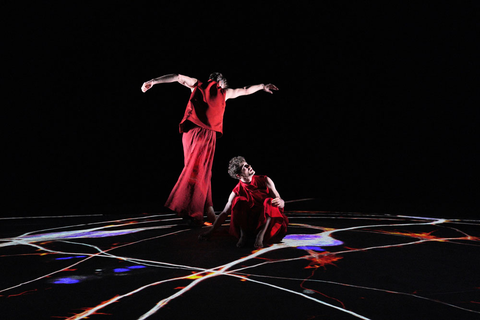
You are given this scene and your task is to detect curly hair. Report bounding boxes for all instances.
[209,72,228,87]
[228,156,246,179]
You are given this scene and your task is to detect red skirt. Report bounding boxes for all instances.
[165,126,216,221]
[229,197,288,243]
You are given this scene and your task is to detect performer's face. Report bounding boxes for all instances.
[238,162,255,180]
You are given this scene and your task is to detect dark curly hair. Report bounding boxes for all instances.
[209,72,228,87]
[228,156,246,179]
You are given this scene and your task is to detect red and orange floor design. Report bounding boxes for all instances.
[1,210,479,319]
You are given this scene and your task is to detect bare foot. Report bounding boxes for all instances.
[254,234,265,248]
[236,236,247,248]
[254,239,264,249]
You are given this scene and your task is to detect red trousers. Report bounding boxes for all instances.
[165,127,216,221]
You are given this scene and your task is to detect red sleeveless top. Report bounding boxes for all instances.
[179,80,226,136]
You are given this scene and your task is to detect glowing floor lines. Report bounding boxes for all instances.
[218,247,480,315]
[223,272,372,320]
[232,272,480,315]
[135,243,372,320]
[69,215,479,319]
[1,224,194,294]
[15,214,177,239]
[1,212,479,319]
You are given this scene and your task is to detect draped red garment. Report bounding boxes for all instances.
[165,80,226,222]
[179,80,226,136]
[229,175,289,243]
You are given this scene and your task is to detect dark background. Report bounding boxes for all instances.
[3,3,478,218]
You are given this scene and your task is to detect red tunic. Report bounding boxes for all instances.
[165,80,225,222]
[229,175,289,243]
[179,80,226,136]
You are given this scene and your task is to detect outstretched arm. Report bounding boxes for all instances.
[266,177,285,208]
[199,192,236,239]
[141,74,198,92]
[225,83,278,100]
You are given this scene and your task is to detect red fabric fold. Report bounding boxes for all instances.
[165,127,216,221]
[179,80,226,136]
[166,80,226,221]
[229,175,288,243]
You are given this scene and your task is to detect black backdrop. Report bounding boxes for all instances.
[3,3,478,218]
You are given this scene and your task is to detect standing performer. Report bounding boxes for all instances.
[200,156,288,248]
[141,73,278,226]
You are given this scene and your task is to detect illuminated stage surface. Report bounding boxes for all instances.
[1,211,480,319]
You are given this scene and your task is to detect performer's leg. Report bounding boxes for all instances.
[205,179,216,223]
[237,228,247,248]
[165,127,216,223]
[206,206,216,223]
[202,131,216,222]
[199,210,227,240]
[254,216,272,248]
[260,198,289,243]
[229,197,249,239]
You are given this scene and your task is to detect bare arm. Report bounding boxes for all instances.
[199,192,236,239]
[225,83,278,100]
[265,176,285,208]
[221,191,236,214]
[141,74,198,92]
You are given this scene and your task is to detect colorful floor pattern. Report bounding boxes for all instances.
[1,211,479,319]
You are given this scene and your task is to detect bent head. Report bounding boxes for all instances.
[209,72,228,89]
[228,156,255,180]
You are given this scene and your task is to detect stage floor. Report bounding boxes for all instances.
[1,210,479,319]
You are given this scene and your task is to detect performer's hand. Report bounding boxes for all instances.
[272,197,284,208]
[141,81,153,93]
[263,83,279,94]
